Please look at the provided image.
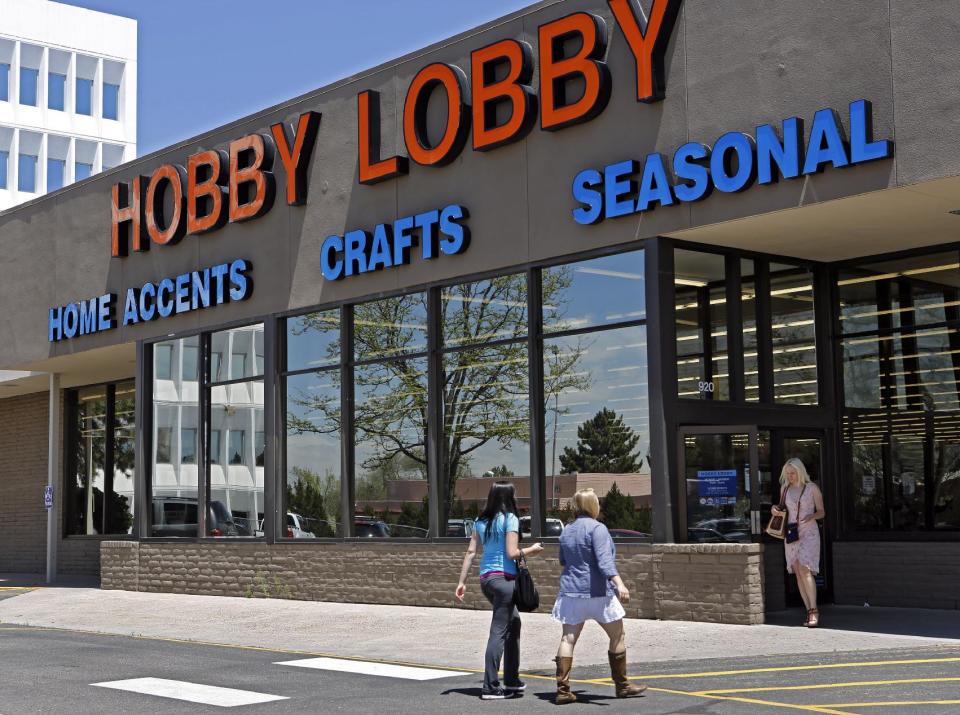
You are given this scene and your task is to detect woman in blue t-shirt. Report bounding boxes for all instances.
[456,482,543,700]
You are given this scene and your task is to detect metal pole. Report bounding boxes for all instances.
[46,372,60,584]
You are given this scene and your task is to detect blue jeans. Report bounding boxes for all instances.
[480,576,521,692]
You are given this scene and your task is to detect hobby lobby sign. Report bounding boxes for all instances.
[108,0,682,257]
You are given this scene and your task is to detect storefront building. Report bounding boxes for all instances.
[1,0,958,622]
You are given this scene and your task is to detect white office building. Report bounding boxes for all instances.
[0,0,136,211]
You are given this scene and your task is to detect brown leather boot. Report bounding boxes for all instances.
[555,656,577,704]
[608,651,646,698]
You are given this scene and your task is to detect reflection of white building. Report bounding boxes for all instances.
[0,0,136,210]
[153,326,264,531]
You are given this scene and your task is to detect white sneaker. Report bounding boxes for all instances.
[481,688,506,700]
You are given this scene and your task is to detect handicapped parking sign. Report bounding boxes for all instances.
[43,485,54,510]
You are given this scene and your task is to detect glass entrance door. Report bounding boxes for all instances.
[770,430,830,605]
[679,427,760,544]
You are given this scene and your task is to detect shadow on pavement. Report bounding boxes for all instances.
[533,691,619,705]
[0,573,99,588]
[766,604,960,639]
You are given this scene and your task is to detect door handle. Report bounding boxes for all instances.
[750,510,761,534]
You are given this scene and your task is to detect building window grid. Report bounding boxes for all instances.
[672,247,821,408]
[836,247,960,534]
[148,327,265,539]
[19,66,38,106]
[64,380,136,536]
[272,250,652,542]
[140,243,960,544]
[48,71,66,111]
[281,321,343,539]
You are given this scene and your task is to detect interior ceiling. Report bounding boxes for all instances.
[667,176,960,262]
[0,343,136,398]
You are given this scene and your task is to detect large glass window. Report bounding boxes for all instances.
[542,251,651,540]
[441,275,530,533]
[18,153,36,193]
[19,67,38,106]
[103,82,120,120]
[47,158,65,192]
[0,63,8,101]
[65,381,135,536]
[75,162,93,181]
[0,151,7,189]
[208,324,265,537]
[770,263,818,405]
[354,358,429,537]
[48,72,65,111]
[284,309,342,538]
[543,251,645,333]
[674,247,819,406]
[76,77,92,115]
[353,294,430,538]
[839,248,960,532]
[151,336,200,536]
[674,250,728,400]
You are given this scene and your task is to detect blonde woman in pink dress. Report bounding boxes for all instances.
[771,458,825,627]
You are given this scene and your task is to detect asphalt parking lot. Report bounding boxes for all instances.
[1,623,959,714]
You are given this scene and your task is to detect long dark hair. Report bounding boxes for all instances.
[477,481,518,541]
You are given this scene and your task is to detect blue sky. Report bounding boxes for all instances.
[59,0,535,156]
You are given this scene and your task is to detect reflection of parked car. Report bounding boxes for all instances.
[354,516,391,538]
[286,513,316,539]
[608,529,651,539]
[151,497,239,537]
[695,518,751,543]
[687,527,731,543]
[446,519,475,538]
[389,524,429,538]
[519,516,565,538]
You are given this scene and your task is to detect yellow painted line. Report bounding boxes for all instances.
[597,655,960,681]
[650,686,859,715]
[0,587,39,591]
[819,701,960,709]
[697,676,960,695]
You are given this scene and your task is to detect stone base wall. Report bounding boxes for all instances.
[834,542,960,610]
[102,541,764,625]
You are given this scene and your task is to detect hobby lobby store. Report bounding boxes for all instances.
[1,0,958,623]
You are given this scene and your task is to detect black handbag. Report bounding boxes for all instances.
[513,553,540,612]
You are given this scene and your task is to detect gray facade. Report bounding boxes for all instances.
[1,0,957,370]
[2,0,960,618]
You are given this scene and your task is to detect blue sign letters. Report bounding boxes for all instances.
[572,99,893,225]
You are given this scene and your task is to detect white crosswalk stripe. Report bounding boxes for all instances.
[92,678,288,707]
[275,656,472,681]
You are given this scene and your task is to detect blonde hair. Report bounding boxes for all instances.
[572,488,600,519]
[779,457,811,488]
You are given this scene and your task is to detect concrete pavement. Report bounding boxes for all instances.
[1,587,958,671]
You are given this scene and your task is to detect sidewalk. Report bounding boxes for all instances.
[2,588,958,671]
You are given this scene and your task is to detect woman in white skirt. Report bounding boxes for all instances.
[551,488,645,704]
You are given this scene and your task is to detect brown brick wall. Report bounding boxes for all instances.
[0,393,49,573]
[102,541,763,624]
[833,542,960,610]
[0,389,106,579]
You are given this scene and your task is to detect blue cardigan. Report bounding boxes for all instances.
[558,517,619,598]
